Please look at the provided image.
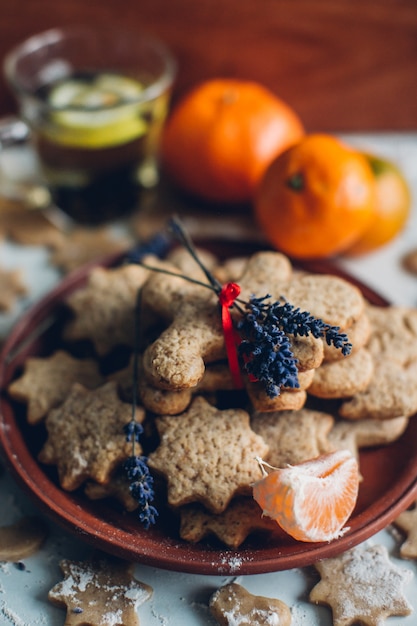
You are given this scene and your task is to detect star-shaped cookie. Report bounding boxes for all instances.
[309,543,413,625]
[179,496,280,548]
[64,263,151,355]
[148,396,268,513]
[8,350,103,424]
[251,408,334,467]
[48,555,152,626]
[38,381,144,490]
[394,499,417,559]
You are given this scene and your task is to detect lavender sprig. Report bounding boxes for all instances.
[237,295,352,397]
[123,289,158,529]
[124,455,158,529]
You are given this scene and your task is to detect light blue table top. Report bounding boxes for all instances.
[1,132,417,625]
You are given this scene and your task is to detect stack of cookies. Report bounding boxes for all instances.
[8,243,417,549]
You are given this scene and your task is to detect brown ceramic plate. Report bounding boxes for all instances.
[1,250,417,575]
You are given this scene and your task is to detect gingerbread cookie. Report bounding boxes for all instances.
[328,415,409,460]
[85,466,138,512]
[3,210,65,248]
[310,543,413,624]
[179,496,280,548]
[323,312,371,362]
[246,383,307,413]
[366,304,417,366]
[8,350,103,424]
[111,356,234,415]
[251,408,334,468]
[49,554,153,626]
[147,396,268,513]
[141,250,324,392]
[39,381,144,490]
[64,263,151,356]
[308,348,374,399]
[209,582,291,626]
[0,516,48,561]
[282,273,365,330]
[339,359,417,420]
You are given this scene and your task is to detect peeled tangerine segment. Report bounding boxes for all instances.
[253,449,359,543]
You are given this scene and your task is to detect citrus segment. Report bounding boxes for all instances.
[254,134,377,259]
[161,78,304,203]
[43,73,150,149]
[253,449,359,542]
[344,153,411,256]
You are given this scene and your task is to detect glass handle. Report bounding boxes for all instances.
[0,115,30,150]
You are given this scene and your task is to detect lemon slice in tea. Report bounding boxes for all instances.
[43,73,149,149]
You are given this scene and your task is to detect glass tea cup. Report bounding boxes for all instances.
[2,26,177,223]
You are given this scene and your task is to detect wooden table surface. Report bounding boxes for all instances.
[0,0,416,132]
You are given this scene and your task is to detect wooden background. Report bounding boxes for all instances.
[0,0,416,131]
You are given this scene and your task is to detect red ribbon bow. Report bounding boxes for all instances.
[219,282,244,389]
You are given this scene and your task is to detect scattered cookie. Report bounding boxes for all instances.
[209,582,291,626]
[50,226,133,273]
[3,210,65,248]
[147,396,268,513]
[48,554,153,626]
[309,543,413,625]
[38,381,144,491]
[179,496,281,548]
[0,516,48,561]
[0,266,27,312]
[251,408,334,468]
[64,263,151,356]
[8,350,103,424]
[394,499,417,559]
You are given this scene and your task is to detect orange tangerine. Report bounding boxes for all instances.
[161,78,304,203]
[254,134,377,259]
[252,449,359,542]
[344,152,411,256]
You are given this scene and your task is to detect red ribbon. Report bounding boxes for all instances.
[219,282,244,389]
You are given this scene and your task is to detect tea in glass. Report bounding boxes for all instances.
[4,27,176,223]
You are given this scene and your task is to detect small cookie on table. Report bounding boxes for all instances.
[209,582,291,626]
[310,543,413,625]
[48,554,153,626]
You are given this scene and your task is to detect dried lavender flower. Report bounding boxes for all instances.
[237,295,352,397]
[124,454,158,530]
